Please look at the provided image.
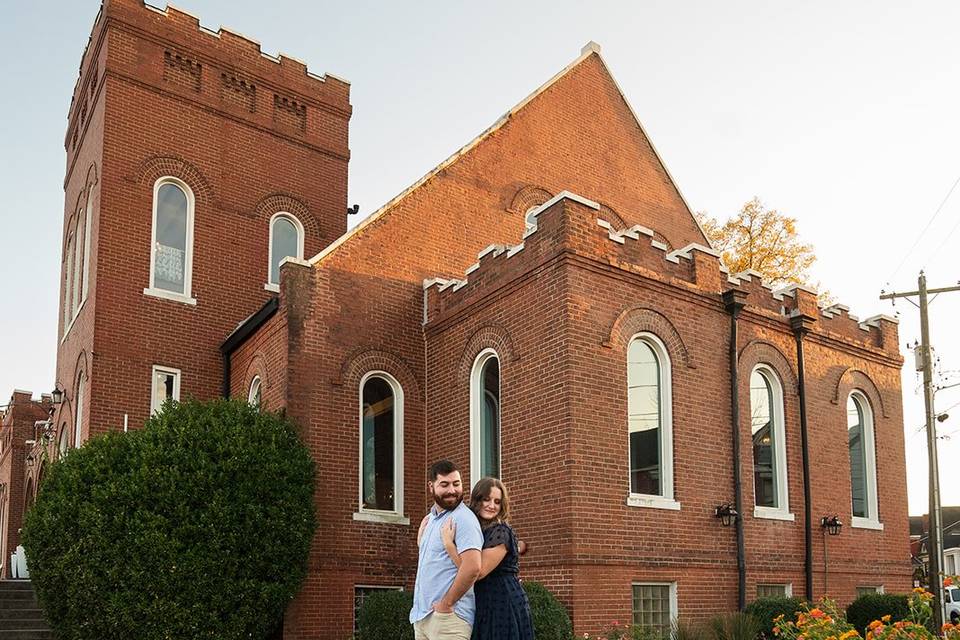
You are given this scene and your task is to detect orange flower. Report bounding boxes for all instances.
[945,576,955,587]
[913,587,925,594]
[868,620,884,631]
[809,609,825,619]
[881,615,891,622]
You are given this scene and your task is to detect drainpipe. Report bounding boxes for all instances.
[790,312,817,601]
[723,289,748,611]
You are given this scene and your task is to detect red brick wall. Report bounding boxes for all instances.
[51,0,350,446]
[421,195,910,634]
[0,392,51,578]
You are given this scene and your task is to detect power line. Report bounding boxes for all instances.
[889,173,960,282]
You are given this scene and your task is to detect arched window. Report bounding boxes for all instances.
[848,392,880,527]
[627,334,677,509]
[524,206,539,232]
[248,375,262,409]
[72,208,85,317]
[63,230,74,332]
[81,188,93,302]
[74,374,85,448]
[750,365,791,518]
[268,212,304,287]
[358,372,404,516]
[470,349,501,483]
[58,424,69,461]
[148,178,195,301]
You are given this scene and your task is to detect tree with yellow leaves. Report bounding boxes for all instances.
[696,197,818,292]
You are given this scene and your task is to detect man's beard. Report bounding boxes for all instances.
[433,490,463,511]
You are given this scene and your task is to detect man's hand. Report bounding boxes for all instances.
[431,599,454,613]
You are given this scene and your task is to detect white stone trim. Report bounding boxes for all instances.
[352,511,410,525]
[143,287,197,306]
[754,506,796,522]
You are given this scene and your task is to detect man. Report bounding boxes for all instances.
[410,460,483,640]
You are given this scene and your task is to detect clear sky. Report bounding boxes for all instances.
[1,1,958,515]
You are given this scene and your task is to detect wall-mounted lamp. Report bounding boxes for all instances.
[51,387,63,405]
[715,503,739,527]
[820,515,842,536]
[25,454,35,468]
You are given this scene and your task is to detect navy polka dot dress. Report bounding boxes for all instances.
[472,523,534,640]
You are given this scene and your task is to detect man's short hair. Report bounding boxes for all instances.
[428,459,459,481]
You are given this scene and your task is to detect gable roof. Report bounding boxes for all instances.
[310,42,710,266]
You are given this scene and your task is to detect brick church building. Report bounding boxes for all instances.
[3,0,914,637]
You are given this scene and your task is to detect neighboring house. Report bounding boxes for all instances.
[910,508,960,584]
[5,0,912,637]
[0,391,52,578]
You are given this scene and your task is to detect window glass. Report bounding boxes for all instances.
[74,376,84,448]
[270,216,300,285]
[152,367,180,415]
[362,377,395,511]
[632,584,672,636]
[848,395,867,518]
[64,233,74,330]
[72,211,85,316]
[58,425,69,461]
[751,370,778,508]
[154,183,188,293]
[480,357,500,478]
[248,376,262,409]
[628,339,661,495]
[857,586,882,597]
[757,584,788,598]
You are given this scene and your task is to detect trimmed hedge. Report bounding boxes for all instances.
[523,581,573,640]
[22,399,316,640]
[745,597,805,639]
[845,593,910,635]
[357,590,414,640]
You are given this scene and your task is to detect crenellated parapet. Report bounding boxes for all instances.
[65,0,350,165]
[422,188,899,355]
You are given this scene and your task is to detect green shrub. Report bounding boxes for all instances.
[523,581,573,640]
[22,399,316,640]
[708,612,761,640]
[745,597,805,639]
[845,593,910,635]
[357,590,414,640]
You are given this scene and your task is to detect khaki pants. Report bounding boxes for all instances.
[413,611,472,640]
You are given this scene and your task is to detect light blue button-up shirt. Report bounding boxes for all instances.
[410,501,483,625]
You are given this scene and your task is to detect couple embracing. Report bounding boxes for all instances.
[409,460,535,640]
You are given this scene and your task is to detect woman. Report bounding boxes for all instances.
[440,476,534,640]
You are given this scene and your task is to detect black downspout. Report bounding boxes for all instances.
[723,289,748,611]
[791,313,816,601]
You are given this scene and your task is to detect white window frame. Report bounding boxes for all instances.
[626,333,679,511]
[63,229,75,335]
[631,581,678,633]
[469,348,501,487]
[353,371,408,525]
[58,425,69,460]
[150,365,181,415]
[265,211,305,291]
[144,177,197,305]
[74,374,85,448]
[856,585,885,597]
[757,583,794,598]
[248,375,262,408]
[751,365,793,521]
[848,391,882,530]
[81,187,93,303]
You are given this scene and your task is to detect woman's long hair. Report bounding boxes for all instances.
[469,476,510,526]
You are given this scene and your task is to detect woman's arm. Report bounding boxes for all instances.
[477,544,508,579]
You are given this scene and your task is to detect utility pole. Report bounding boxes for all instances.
[881,272,960,631]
